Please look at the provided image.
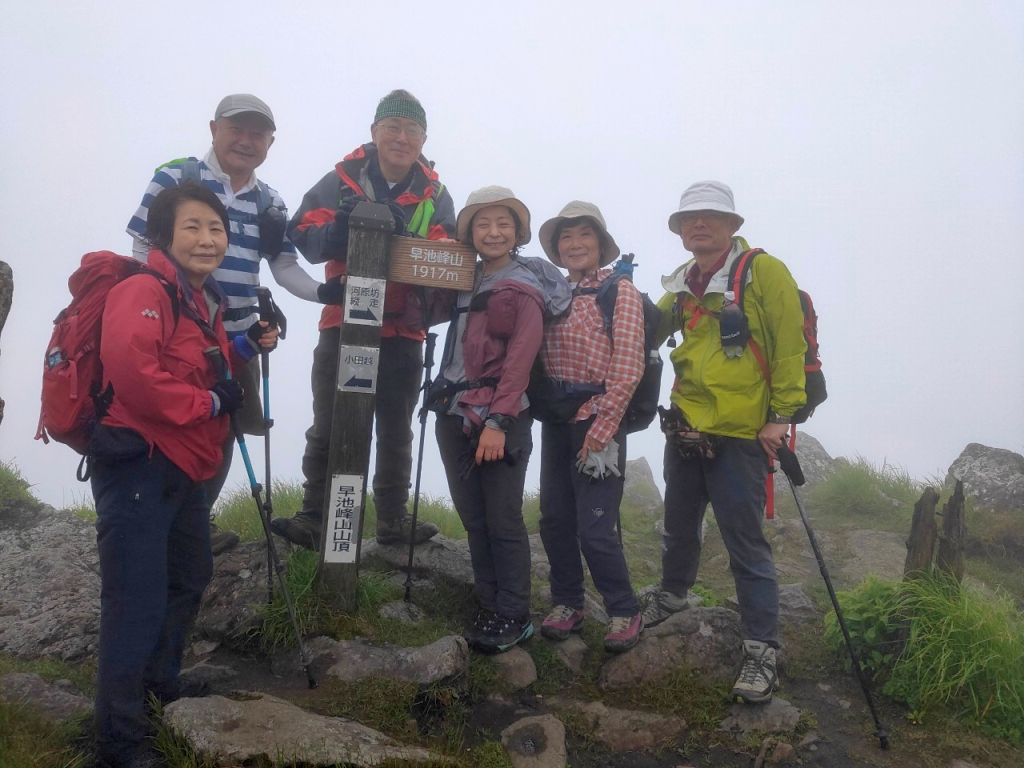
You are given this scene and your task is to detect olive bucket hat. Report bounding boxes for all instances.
[667,180,744,235]
[539,200,620,268]
[456,186,532,246]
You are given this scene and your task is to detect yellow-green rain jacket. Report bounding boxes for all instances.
[655,236,807,439]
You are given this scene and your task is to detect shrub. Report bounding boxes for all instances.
[0,460,37,510]
[826,574,1024,741]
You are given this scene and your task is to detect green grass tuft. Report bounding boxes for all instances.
[806,456,922,531]
[0,459,37,510]
[0,699,88,768]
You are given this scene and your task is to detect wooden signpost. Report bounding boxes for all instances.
[388,238,475,291]
[317,202,395,611]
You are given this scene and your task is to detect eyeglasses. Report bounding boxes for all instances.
[377,121,425,141]
[678,211,729,226]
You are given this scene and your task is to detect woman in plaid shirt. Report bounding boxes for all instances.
[535,201,646,653]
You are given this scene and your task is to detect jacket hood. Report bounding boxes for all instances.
[335,143,439,206]
[661,236,749,295]
[510,256,572,317]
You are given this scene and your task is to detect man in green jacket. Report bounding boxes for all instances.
[643,180,806,705]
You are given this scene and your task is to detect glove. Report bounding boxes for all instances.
[384,199,408,235]
[210,379,244,417]
[317,275,346,305]
[575,438,622,480]
[326,196,368,249]
[246,320,278,352]
[258,206,287,257]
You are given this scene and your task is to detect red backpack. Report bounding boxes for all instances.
[35,252,178,462]
[728,248,827,423]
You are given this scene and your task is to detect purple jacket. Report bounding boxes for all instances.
[459,278,545,420]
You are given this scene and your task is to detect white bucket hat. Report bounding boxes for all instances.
[456,186,531,246]
[538,200,620,268]
[667,180,744,235]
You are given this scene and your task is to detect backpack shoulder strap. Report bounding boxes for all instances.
[254,179,274,216]
[727,248,765,312]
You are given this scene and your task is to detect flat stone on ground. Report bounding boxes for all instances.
[546,634,589,674]
[0,672,91,721]
[549,697,687,752]
[362,535,474,586]
[379,600,427,624]
[718,697,800,735]
[491,647,537,689]
[501,713,566,768]
[164,692,445,767]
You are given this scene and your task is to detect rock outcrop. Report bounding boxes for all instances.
[0,673,91,721]
[946,443,1024,512]
[623,456,663,515]
[0,503,100,660]
[600,607,742,690]
[165,693,445,767]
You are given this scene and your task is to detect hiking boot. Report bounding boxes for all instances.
[209,522,239,555]
[124,747,166,768]
[375,515,439,546]
[470,613,533,654]
[540,605,585,640]
[604,612,644,653]
[464,608,498,646]
[269,510,322,551]
[731,640,779,704]
[639,587,690,628]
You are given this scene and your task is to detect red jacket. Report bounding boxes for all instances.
[287,144,456,339]
[99,249,233,482]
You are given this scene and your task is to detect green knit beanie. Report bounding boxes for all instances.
[374,91,427,131]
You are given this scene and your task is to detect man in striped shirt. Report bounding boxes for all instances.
[127,94,343,552]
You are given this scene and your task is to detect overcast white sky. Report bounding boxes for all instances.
[2,1,1022,511]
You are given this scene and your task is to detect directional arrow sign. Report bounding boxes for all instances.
[337,344,379,394]
[344,275,386,327]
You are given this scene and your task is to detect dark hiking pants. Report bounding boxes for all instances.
[436,412,533,619]
[203,355,264,508]
[301,330,422,521]
[91,441,213,765]
[539,419,639,617]
[662,436,779,647]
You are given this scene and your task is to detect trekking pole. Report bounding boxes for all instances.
[204,347,316,689]
[255,288,287,607]
[404,331,438,602]
[777,444,888,749]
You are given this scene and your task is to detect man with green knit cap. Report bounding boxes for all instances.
[272,89,456,550]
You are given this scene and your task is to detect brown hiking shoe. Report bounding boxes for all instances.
[210,523,239,555]
[375,515,439,546]
[269,510,322,551]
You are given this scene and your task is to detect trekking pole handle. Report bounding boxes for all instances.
[777,443,806,487]
[255,286,287,339]
[424,332,437,371]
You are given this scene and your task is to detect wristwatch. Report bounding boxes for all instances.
[485,414,514,432]
[767,412,793,424]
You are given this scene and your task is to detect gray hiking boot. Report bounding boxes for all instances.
[269,510,322,551]
[209,523,239,555]
[639,586,690,628]
[375,515,439,546]
[731,640,779,704]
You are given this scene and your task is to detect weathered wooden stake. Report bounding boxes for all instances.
[903,487,939,580]
[317,202,394,612]
[936,480,966,583]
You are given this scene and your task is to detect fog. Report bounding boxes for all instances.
[2,0,1022,510]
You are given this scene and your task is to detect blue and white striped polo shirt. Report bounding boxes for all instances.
[127,149,298,335]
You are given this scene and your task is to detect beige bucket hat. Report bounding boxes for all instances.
[538,200,620,268]
[667,180,744,235]
[456,186,531,246]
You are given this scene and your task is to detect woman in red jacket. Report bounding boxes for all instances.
[90,181,277,768]
[431,186,569,654]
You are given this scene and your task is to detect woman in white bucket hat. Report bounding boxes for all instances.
[431,186,570,654]
[532,201,646,653]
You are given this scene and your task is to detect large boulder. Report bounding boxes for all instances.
[164,692,446,767]
[362,535,475,586]
[0,502,100,660]
[600,607,742,690]
[946,443,1024,512]
[623,457,663,516]
[787,432,836,488]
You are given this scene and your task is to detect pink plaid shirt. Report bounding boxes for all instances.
[540,268,646,444]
